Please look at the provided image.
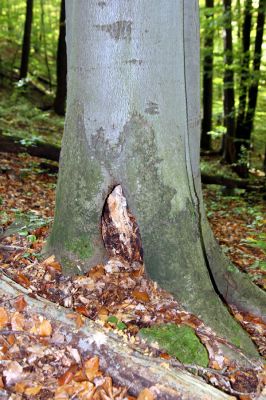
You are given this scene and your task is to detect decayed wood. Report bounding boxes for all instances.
[102,185,143,265]
[0,133,60,161]
[0,273,235,400]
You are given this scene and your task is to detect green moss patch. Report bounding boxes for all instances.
[66,236,93,260]
[139,323,209,367]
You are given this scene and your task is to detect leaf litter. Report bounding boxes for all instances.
[0,151,266,399]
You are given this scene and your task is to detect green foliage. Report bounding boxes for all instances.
[0,0,61,86]
[199,0,266,162]
[242,234,266,253]
[4,210,52,238]
[0,87,63,146]
[107,316,127,331]
[139,323,209,367]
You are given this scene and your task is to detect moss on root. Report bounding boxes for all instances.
[139,323,209,367]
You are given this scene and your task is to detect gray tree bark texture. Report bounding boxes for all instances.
[47,1,265,360]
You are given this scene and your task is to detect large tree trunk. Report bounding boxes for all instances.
[201,0,214,151]
[235,0,253,158]
[54,0,67,116]
[20,0,34,79]
[222,0,236,163]
[47,0,265,360]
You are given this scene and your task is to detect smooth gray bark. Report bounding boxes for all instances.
[47,0,265,359]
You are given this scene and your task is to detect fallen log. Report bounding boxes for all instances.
[201,173,261,190]
[0,273,234,400]
[0,133,60,162]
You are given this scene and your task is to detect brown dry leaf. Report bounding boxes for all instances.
[75,381,95,399]
[234,313,244,322]
[76,314,85,329]
[16,273,31,287]
[11,312,25,331]
[84,356,102,381]
[7,334,15,346]
[38,319,52,336]
[0,307,9,329]
[74,368,88,382]
[160,353,171,360]
[75,305,91,317]
[67,313,85,329]
[30,319,52,336]
[54,385,71,399]
[14,381,26,393]
[0,376,4,388]
[55,381,94,400]
[131,265,145,278]
[14,295,27,312]
[25,385,42,395]
[41,255,56,266]
[98,307,109,321]
[47,261,62,273]
[58,364,78,386]
[88,265,105,280]
[101,376,113,397]
[137,388,155,400]
[132,290,150,303]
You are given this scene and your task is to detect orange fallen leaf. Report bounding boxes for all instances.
[66,313,84,328]
[88,265,105,280]
[101,376,113,397]
[132,290,150,303]
[0,376,4,388]
[75,305,91,317]
[74,369,88,382]
[25,385,42,395]
[160,353,171,360]
[98,307,109,321]
[47,261,62,272]
[14,296,27,312]
[131,265,145,277]
[7,334,15,346]
[30,319,52,336]
[84,356,102,381]
[11,312,25,331]
[0,307,9,329]
[137,388,155,400]
[58,365,78,386]
[42,255,56,266]
[234,313,244,322]
[38,320,52,336]
[16,273,31,288]
[14,382,26,394]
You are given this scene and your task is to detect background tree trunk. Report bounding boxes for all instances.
[19,0,33,79]
[235,0,253,158]
[222,0,236,163]
[201,0,214,151]
[244,0,265,142]
[54,0,67,116]
[47,0,265,360]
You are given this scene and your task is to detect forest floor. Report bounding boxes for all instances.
[0,151,265,399]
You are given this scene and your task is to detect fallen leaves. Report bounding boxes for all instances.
[137,388,155,400]
[30,317,52,336]
[0,152,266,399]
[0,307,9,329]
